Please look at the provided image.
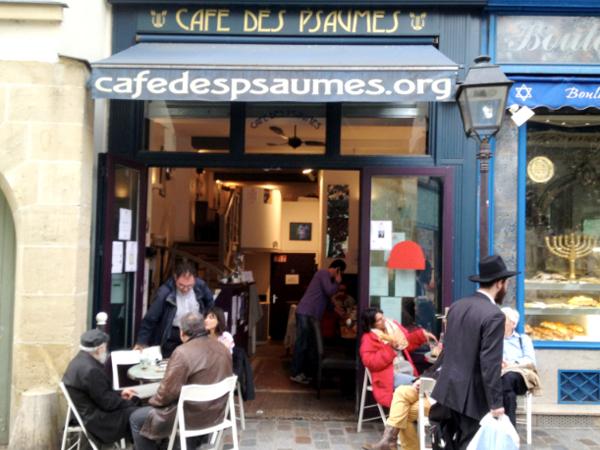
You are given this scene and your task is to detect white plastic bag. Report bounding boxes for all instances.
[466,413,520,450]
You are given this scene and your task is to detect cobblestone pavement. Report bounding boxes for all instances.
[224,418,600,450]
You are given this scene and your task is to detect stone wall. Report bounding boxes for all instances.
[0,57,93,419]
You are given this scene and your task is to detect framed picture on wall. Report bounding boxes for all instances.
[290,222,312,241]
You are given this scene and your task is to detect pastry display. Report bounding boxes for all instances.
[524,270,600,341]
[526,320,586,340]
[530,272,568,282]
[567,295,598,307]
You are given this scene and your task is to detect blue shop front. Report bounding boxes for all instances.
[489,4,600,417]
[90,0,489,408]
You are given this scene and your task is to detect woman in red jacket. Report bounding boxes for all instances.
[359,307,434,408]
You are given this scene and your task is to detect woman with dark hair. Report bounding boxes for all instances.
[359,307,434,407]
[204,306,235,354]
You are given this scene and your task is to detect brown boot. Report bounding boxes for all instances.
[361,425,400,450]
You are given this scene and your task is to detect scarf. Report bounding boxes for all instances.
[371,318,408,350]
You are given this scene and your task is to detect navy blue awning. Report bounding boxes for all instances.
[508,77,600,110]
[90,43,459,102]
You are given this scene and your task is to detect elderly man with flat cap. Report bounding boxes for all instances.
[62,329,140,445]
[429,255,518,450]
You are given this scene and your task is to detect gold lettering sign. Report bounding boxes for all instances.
[147,8,428,35]
[150,10,167,29]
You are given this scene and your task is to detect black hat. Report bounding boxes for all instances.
[80,329,109,349]
[468,255,519,283]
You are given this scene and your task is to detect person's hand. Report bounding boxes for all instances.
[121,388,137,400]
[424,331,437,343]
[490,407,505,418]
[334,270,342,284]
[133,344,145,351]
[502,360,508,369]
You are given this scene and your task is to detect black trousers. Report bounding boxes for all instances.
[429,403,480,450]
[502,371,528,427]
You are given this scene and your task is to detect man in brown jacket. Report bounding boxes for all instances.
[130,311,233,450]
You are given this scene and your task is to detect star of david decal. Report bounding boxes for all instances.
[514,83,532,102]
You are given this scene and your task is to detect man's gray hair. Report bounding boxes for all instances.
[501,306,519,325]
[180,311,205,338]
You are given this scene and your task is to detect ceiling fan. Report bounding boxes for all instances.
[268,125,325,149]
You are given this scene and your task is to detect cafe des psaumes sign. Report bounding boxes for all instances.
[137,7,439,36]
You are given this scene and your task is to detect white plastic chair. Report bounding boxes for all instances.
[60,382,128,450]
[418,377,436,450]
[235,381,246,430]
[516,390,533,445]
[357,367,387,432]
[167,375,239,450]
[110,350,141,390]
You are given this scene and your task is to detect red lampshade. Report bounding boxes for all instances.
[386,240,426,270]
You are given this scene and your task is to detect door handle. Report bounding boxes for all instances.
[272,294,278,304]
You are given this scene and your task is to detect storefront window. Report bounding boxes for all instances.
[524,108,600,342]
[341,103,428,155]
[146,101,230,153]
[367,175,442,334]
[245,103,326,154]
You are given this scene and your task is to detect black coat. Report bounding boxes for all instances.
[62,351,138,444]
[136,277,214,351]
[431,292,505,420]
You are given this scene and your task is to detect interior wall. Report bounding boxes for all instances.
[320,170,360,274]
[149,168,196,246]
[240,186,282,250]
[280,198,320,255]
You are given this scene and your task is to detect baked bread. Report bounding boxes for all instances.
[568,295,597,307]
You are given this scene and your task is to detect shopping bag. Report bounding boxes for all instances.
[466,413,520,450]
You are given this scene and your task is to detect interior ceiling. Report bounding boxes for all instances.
[212,168,317,183]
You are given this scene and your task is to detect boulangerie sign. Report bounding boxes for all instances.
[496,16,600,65]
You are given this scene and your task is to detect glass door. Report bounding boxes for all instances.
[359,167,453,336]
[95,155,147,349]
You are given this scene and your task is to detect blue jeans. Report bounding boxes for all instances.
[130,406,158,450]
[291,313,314,377]
[394,372,416,388]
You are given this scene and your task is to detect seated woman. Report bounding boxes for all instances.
[359,307,434,407]
[501,307,540,427]
[362,359,442,450]
[204,306,235,354]
[401,297,438,373]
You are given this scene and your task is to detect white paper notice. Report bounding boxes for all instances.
[118,208,132,241]
[394,270,416,297]
[125,241,138,272]
[285,274,300,285]
[370,220,393,250]
[380,297,403,324]
[369,266,389,296]
[111,241,124,274]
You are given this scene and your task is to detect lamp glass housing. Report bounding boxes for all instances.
[457,83,510,141]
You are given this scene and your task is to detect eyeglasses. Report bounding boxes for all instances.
[176,283,195,291]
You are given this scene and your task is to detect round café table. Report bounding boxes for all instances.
[127,362,167,383]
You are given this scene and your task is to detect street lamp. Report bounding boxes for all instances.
[456,55,513,258]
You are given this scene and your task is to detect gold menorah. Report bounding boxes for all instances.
[545,233,598,280]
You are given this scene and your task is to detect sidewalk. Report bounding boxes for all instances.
[229,417,600,450]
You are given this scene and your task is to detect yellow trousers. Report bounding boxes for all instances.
[386,385,430,450]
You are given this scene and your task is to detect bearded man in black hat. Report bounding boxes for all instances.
[62,329,140,445]
[429,254,518,450]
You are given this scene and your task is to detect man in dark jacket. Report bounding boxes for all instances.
[62,329,139,445]
[130,311,233,450]
[135,259,214,357]
[430,255,517,449]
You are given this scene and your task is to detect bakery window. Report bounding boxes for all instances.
[524,108,600,343]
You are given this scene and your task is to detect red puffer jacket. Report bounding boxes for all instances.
[359,322,426,408]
